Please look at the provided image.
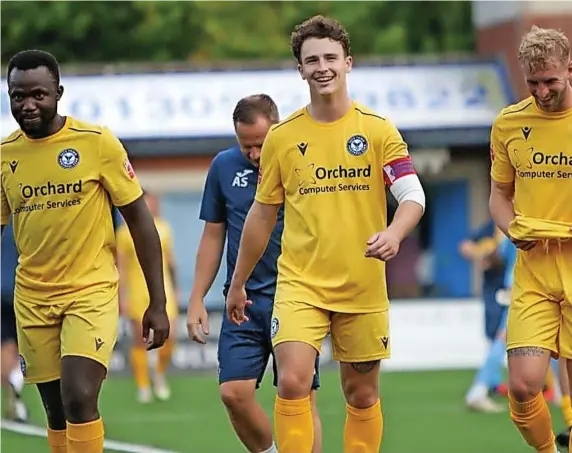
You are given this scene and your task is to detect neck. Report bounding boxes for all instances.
[308,88,352,123]
[561,82,572,111]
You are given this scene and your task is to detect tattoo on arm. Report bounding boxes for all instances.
[350,360,379,374]
[507,347,548,357]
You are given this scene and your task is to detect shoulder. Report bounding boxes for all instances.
[66,116,106,137]
[210,147,241,171]
[353,103,387,123]
[494,97,535,128]
[1,128,25,149]
[268,108,306,137]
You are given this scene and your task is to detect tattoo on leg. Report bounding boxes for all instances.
[350,360,378,374]
[507,347,547,357]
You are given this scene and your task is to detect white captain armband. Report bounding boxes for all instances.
[383,156,426,211]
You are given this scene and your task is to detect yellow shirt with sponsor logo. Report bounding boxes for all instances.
[116,217,178,319]
[490,96,572,224]
[0,116,143,305]
[256,102,412,313]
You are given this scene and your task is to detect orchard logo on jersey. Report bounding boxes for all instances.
[13,180,84,215]
[294,163,371,196]
[513,147,572,180]
[123,158,135,179]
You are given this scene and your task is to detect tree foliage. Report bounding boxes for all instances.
[1,1,474,65]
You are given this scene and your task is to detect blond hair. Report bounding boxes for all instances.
[518,26,570,71]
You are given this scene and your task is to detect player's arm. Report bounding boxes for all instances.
[190,159,227,304]
[459,223,490,260]
[488,118,517,237]
[230,132,283,288]
[99,128,168,346]
[1,179,11,235]
[381,122,425,241]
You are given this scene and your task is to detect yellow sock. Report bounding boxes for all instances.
[156,338,174,374]
[509,392,555,453]
[561,395,572,428]
[67,419,104,453]
[47,427,67,453]
[274,395,314,453]
[344,400,383,453]
[130,347,150,389]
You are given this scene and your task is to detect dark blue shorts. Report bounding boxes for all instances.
[483,286,505,341]
[1,297,17,344]
[218,292,320,389]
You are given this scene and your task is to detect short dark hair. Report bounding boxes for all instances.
[291,15,351,64]
[232,94,279,126]
[7,50,61,85]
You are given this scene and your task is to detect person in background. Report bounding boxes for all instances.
[1,220,28,423]
[116,191,179,404]
[460,219,509,407]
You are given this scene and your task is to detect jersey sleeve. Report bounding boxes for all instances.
[490,116,515,184]
[1,179,10,226]
[379,119,416,187]
[255,131,284,204]
[99,128,143,207]
[199,158,226,223]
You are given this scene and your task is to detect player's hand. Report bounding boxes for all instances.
[226,284,252,326]
[365,230,401,261]
[141,305,170,351]
[187,299,210,344]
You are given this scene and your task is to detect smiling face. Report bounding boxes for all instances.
[8,66,63,137]
[522,56,572,112]
[297,37,352,98]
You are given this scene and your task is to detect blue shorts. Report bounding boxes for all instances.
[483,286,505,341]
[218,292,320,389]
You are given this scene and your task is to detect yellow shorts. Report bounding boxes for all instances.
[271,300,390,363]
[15,294,119,384]
[507,241,572,358]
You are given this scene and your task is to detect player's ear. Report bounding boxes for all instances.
[297,63,306,80]
[56,85,64,101]
[345,55,353,74]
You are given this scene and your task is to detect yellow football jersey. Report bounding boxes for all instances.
[116,217,177,316]
[491,96,572,223]
[0,116,143,304]
[256,102,412,313]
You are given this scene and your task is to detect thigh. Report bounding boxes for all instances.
[61,294,119,372]
[14,299,62,384]
[507,266,561,356]
[270,300,330,353]
[331,310,390,363]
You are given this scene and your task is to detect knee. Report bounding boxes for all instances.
[509,373,544,402]
[342,379,379,409]
[62,381,99,423]
[219,383,253,412]
[277,369,313,399]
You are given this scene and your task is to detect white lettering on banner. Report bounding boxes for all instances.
[1,63,510,140]
[108,299,488,374]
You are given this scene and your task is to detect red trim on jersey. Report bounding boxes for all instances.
[382,156,416,186]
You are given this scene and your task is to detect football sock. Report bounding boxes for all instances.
[259,442,278,453]
[509,392,555,453]
[67,419,104,453]
[156,337,174,374]
[344,399,383,453]
[561,395,572,428]
[47,427,67,453]
[274,395,314,453]
[130,347,150,390]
